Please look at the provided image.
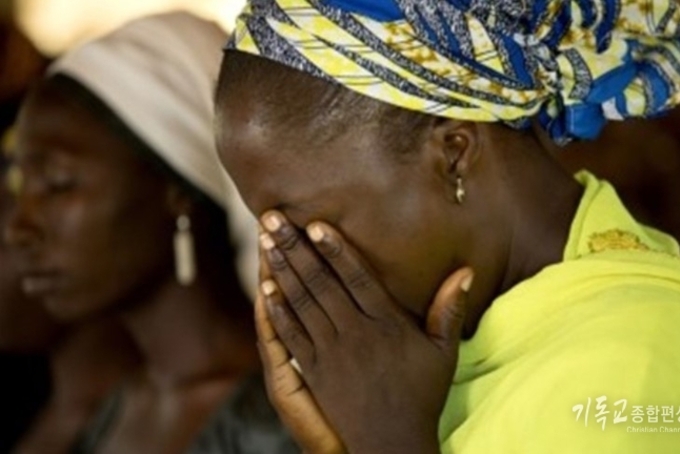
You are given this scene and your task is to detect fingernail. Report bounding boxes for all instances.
[262,212,282,233]
[306,223,325,243]
[259,233,275,250]
[461,273,474,293]
[261,279,278,297]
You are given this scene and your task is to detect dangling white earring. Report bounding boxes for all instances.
[456,177,466,205]
[174,214,196,286]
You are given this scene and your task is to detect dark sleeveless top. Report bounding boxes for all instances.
[72,374,300,454]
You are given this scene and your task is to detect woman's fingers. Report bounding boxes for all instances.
[255,287,347,454]
[259,242,272,282]
[260,279,315,367]
[306,221,399,319]
[261,211,357,334]
[260,231,336,341]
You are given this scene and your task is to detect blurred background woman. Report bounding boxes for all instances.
[7,12,295,454]
[0,18,53,450]
[1,18,141,454]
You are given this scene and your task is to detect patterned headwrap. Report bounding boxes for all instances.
[227,0,680,144]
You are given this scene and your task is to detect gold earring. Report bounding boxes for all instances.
[456,177,465,204]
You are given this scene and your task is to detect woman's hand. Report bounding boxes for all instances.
[255,280,346,454]
[257,230,346,454]
[257,211,473,454]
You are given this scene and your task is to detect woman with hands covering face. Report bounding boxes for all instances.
[215,1,680,453]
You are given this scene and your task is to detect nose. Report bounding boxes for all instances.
[3,190,44,252]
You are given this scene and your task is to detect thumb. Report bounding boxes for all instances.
[426,268,474,354]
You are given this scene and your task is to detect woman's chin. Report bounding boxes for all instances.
[41,292,105,324]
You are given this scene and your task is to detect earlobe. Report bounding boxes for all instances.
[165,184,194,218]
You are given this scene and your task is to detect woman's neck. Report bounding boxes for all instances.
[464,140,584,337]
[120,277,259,389]
[500,158,583,293]
[49,319,140,407]
[14,321,138,454]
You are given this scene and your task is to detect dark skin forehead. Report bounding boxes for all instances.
[215,52,433,219]
[217,93,404,221]
[17,81,148,174]
[215,51,431,168]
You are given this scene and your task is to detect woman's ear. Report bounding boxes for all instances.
[427,120,481,203]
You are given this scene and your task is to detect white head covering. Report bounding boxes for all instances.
[49,12,259,298]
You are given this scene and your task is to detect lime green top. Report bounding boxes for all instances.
[440,172,680,453]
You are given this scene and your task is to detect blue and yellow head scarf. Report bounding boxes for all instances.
[227,0,680,144]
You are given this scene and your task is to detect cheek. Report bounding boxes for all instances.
[45,187,173,315]
[341,190,455,317]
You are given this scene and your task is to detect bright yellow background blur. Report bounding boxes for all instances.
[14,0,246,55]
